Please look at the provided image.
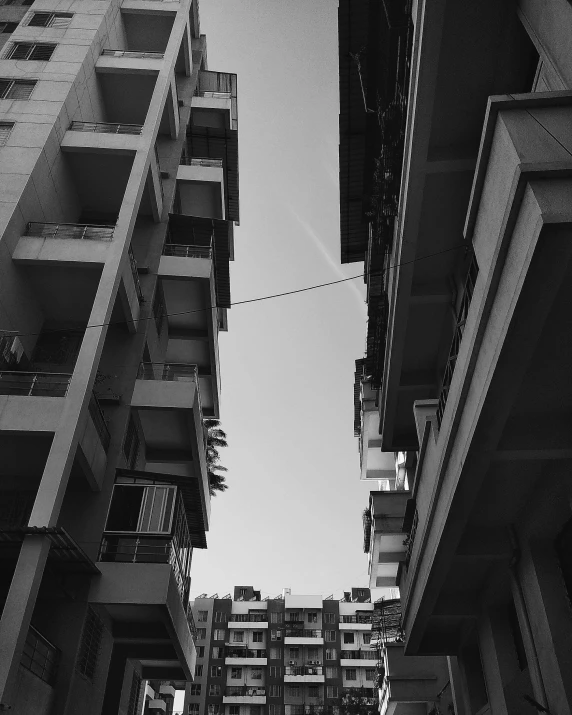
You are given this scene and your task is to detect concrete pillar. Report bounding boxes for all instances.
[518,540,572,715]
[477,609,514,715]
[0,535,51,707]
[447,657,466,715]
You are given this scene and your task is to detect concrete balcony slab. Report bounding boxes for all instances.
[61,130,141,155]
[284,675,325,683]
[121,0,180,15]
[225,658,267,666]
[13,236,111,266]
[284,637,324,646]
[0,394,64,433]
[227,622,268,629]
[96,54,162,75]
[222,697,266,705]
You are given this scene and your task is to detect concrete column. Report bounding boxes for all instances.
[518,540,572,715]
[477,610,513,715]
[447,657,466,715]
[0,535,51,707]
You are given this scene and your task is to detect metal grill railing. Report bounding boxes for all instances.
[285,666,323,676]
[180,157,223,168]
[284,629,322,638]
[137,362,198,382]
[21,625,59,685]
[194,90,231,99]
[162,243,213,259]
[128,246,143,303]
[69,120,143,135]
[225,687,266,697]
[225,649,267,658]
[0,371,71,397]
[101,49,164,59]
[228,614,268,623]
[88,393,110,451]
[26,222,114,241]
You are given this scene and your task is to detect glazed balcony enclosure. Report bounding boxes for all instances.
[364,490,410,589]
[90,479,198,680]
[225,648,267,666]
[223,687,266,705]
[284,666,324,683]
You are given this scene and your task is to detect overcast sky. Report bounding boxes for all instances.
[190,0,373,600]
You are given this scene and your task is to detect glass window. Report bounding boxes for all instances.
[207,706,220,715]
[269,685,282,698]
[214,629,225,641]
[197,611,208,622]
[326,667,338,678]
[326,686,338,699]
[307,612,318,623]
[231,667,242,679]
[0,122,14,146]
[269,647,281,660]
[189,706,199,715]
[195,665,203,677]
[365,668,376,681]
[7,42,56,60]
[270,630,282,641]
[233,631,244,642]
[326,649,337,660]
[362,633,371,644]
[325,631,336,642]
[215,611,226,623]
[209,684,220,697]
[190,684,201,696]
[324,613,336,624]
[308,686,319,698]
[211,666,222,677]
[229,708,239,715]
[251,668,262,680]
[212,647,224,659]
[345,669,357,681]
[196,646,205,658]
[0,79,36,99]
[343,633,355,644]
[286,686,300,697]
[196,628,206,640]
[252,631,263,642]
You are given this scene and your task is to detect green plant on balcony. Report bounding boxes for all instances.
[340,688,379,715]
[205,418,228,496]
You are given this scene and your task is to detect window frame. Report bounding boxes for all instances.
[0,121,14,146]
[6,42,56,60]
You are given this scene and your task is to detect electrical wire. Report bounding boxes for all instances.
[0,243,467,339]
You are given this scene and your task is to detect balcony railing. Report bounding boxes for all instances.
[372,599,404,644]
[285,666,323,676]
[88,393,111,451]
[228,614,268,623]
[101,49,164,59]
[340,615,373,624]
[128,246,143,303]
[284,629,322,638]
[21,625,60,685]
[0,371,71,397]
[69,120,143,135]
[194,90,231,100]
[25,222,114,241]
[187,602,198,640]
[225,687,266,697]
[162,243,213,259]
[137,362,198,382]
[180,157,223,168]
[340,650,377,660]
[225,649,267,659]
[437,251,478,427]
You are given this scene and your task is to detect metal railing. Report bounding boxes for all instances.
[340,615,373,624]
[284,629,322,638]
[225,649,267,659]
[26,222,114,241]
[69,120,143,135]
[128,246,143,303]
[194,90,231,100]
[21,625,60,685]
[88,393,111,451]
[228,614,268,623]
[101,49,164,59]
[137,362,198,382]
[437,251,478,427]
[225,687,266,697]
[162,243,213,259]
[285,666,323,676]
[340,650,377,660]
[0,371,71,397]
[180,157,223,168]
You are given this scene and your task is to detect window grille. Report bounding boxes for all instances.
[190,684,201,696]
[77,607,104,680]
[21,625,59,684]
[6,42,56,60]
[0,122,14,146]
[0,79,36,100]
[28,12,72,27]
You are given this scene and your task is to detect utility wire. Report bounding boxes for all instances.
[0,243,467,339]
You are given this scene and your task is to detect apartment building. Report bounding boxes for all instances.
[185,587,381,715]
[0,0,238,713]
[341,0,572,715]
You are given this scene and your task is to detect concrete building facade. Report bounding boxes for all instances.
[0,0,238,713]
[184,587,381,715]
[340,1,572,715]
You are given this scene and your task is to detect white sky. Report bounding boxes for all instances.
[190,0,374,600]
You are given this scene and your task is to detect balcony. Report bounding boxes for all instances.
[102,48,164,60]
[284,666,324,683]
[339,614,372,630]
[70,121,143,135]
[223,687,266,705]
[192,70,238,131]
[365,491,410,589]
[162,243,213,259]
[0,371,71,397]
[13,222,114,268]
[227,613,268,629]
[284,629,323,645]
[340,650,377,666]
[181,157,223,169]
[225,648,267,665]
[26,222,114,241]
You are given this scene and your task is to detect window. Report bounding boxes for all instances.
[210,665,222,678]
[0,122,14,146]
[357,590,367,599]
[27,12,72,28]
[326,649,337,660]
[6,43,56,60]
[269,647,281,660]
[252,631,263,643]
[307,647,320,661]
[0,78,36,99]
[197,610,208,622]
[231,667,242,679]
[189,705,200,715]
[269,666,281,678]
[269,685,282,698]
[207,706,220,715]
[286,686,300,698]
[326,686,339,699]
[212,647,224,659]
[209,684,220,697]
[325,631,336,642]
[215,611,226,623]
[326,667,338,679]
[190,684,201,696]
[229,708,239,715]
[214,629,225,641]
[195,665,203,677]
[77,607,104,680]
[289,647,300,659]
[308,686,319,699]
[365,669,376,681]
[233,631,244,642]
[105,484,176,534]
[196,628,207,640]
[270,612,283,623]
[345,669,357,681]
[269,706,282,715]
[343,633,355,644]
[270,630,282,641]
[196,646,205,658]
[21,626,59,685]
[0,22,17,33]
[251,668,262,680]
[362,633,371,645]
[289,612,301,622]
[250,707,261,715]
[324,613,336,624]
